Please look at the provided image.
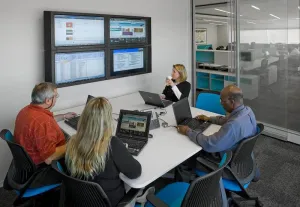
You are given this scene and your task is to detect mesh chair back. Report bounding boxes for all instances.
[5,140,37,188]
[51,161,112,207]
[230,123,264,183]
[196,91,226,115]
[182,151,232,207]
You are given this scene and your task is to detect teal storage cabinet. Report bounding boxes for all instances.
[196,72,209,90]
[210,74,224,92]
[196,44,214,63]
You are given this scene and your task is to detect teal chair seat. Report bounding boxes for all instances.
[145,182,189,207]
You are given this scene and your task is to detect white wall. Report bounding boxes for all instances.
[0,0,191,185]
[196,23,218,49]
[217,25,229,47]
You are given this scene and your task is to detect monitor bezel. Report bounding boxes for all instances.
[116,109,152,139]
[44,11,107,50]
[109,15,151,46]
[108,45,151,79]
[45,48,107,88]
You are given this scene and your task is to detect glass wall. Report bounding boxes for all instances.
[193,0,300,142]
[234,0,300,142]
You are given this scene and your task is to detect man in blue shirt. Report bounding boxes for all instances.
[177,85,257,153]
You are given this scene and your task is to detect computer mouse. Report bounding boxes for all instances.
[148,134,153,138]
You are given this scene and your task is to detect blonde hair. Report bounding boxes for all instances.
[66,97,113,179]
[173,64,187,83]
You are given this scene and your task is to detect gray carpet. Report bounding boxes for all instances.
[1,135,300,207]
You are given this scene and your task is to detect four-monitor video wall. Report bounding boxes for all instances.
[44,11,152,88]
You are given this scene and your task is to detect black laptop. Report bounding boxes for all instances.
[116,110,151,156]
[64,95,95,130]
[172,98,211,131]
[139,91,173,108]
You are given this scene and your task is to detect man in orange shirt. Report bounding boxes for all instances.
[5,82,76,188]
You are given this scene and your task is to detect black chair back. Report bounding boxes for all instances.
[0,130,37,189]
[51,161,112,207]
[182,151,232,207]
[230,123,264,184]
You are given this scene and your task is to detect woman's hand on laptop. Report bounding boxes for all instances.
[160,94,166,99]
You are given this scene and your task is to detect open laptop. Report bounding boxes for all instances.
[64,95,95,130]
[116,110,151,156]
[172,98,211,131]
[139,91,173,108]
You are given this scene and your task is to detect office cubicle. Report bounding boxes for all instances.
[193,0,300,144]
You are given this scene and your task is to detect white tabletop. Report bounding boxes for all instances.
[55,92,221,189]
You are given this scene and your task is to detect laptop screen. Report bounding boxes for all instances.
[117,110,151,138]
[172,98,193,125]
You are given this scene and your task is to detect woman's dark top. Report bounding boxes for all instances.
[162,81,191,102]
[87,136,141,206]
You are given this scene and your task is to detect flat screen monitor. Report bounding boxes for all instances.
[110,18,147,44]
[54,51,105,85]
[111,48,146,76]
[54,15,105,47]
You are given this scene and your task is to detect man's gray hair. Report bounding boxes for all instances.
[228,91,243,104]
[31,82,57,104]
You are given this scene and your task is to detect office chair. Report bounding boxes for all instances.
[196,90,226,115]
[145,151,232,207]
[0,129,60,206]
[195,123,264,207]
[51,160,140,207]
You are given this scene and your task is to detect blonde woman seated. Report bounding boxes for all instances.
[65,97,142,207]
[161,64,191,102]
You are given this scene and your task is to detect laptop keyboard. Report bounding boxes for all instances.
[181,118,211,131]
[162,99,173,107]
[120,138,146,149]
[65,116,80,130]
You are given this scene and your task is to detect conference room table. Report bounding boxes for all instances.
[55,92,221,189]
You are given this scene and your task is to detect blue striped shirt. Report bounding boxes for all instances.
[187,105,257,153]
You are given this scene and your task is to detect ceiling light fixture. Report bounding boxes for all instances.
[270,14,280,19]
[247,21,256,24]
[209,23,223,25]
[203,19,228,24]
[298,6,300,9]
[251,5,260,10]
[214,8,233,14]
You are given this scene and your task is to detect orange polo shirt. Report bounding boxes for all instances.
[14,104,65,165]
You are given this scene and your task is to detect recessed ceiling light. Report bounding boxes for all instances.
[298,6,300,9]
[270,14,280,19]
[214,8,233,14]
[209,23,223,25]
[251,5,260,10]
[240,15,243,17]
[247,21,256,24]
[203,19,228,24]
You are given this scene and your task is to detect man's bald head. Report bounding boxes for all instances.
[220,85,243,112]
[222,85,243,104]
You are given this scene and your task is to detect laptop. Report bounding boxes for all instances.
[64,95,95,130]
[139,91,173,108]
[116,110,151,156]
[172,98,211,131]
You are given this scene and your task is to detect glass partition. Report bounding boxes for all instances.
[235,0,300,141]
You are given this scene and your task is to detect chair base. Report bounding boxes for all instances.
[229,193,263,207]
